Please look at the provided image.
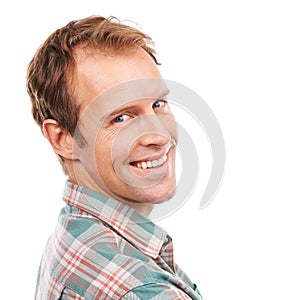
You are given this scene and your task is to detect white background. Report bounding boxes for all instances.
[1,0,300,299]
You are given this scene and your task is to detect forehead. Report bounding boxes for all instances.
[73,48,162,112]
[77,78,169,126]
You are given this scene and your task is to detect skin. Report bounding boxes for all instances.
[43,48,177,216]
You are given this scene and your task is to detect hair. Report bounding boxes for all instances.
[26,15,158,173]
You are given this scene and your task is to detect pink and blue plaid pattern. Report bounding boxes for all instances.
[35,181,202,299]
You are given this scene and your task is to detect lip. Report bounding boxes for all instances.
[128,146,171,165]
[128,157,168,177]
[127,148,171,174]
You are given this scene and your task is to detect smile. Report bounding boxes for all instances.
[131,154,167,169]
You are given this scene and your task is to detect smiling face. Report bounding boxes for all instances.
[70,48,177,205]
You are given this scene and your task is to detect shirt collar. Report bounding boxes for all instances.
[62,181,168,259]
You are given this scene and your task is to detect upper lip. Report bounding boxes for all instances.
[129,147,171,164]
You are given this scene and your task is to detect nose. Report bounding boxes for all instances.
[138,132,170,147]
[136,114,174,148]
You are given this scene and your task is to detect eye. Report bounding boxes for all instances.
[152,100,165,109]
[113,114,129,123]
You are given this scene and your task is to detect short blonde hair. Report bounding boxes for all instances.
[26,16,158,173]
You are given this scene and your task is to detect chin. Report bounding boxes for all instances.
[131,183,176,204]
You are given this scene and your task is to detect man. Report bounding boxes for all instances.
[27,15,202,299]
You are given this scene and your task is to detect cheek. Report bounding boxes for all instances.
[94,132,112,168]
[94,129,127,171]
[161,115,178,144]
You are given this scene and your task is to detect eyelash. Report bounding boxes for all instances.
[112,100,167,124]
[113,115,129,123]
[152,100,165,109]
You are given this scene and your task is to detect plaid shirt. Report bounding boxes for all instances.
[35,181,202,299]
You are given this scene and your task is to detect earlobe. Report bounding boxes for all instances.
[43,119,78,160]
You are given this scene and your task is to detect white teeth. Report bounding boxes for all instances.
[134,154,167,169]
[152,160,159,167]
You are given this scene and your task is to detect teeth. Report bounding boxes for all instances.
[134,154,167,169]
[152,160,159,167]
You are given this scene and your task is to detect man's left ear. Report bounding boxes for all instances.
[42,119,78,160]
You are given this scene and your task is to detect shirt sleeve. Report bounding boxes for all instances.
[122,283,201,300]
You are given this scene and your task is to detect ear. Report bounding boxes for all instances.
[43,119,78,160]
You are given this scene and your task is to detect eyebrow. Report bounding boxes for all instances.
[107,105,138,119]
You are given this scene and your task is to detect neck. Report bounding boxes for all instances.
[67,178,154,218]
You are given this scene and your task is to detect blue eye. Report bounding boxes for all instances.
[114,115,125,123]
[152,100,163,109]
[113,114,131,123]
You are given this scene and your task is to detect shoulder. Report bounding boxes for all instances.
[48,209,165,298]
[38,210,202,299]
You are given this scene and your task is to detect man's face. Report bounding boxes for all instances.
[72,49,177,204]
